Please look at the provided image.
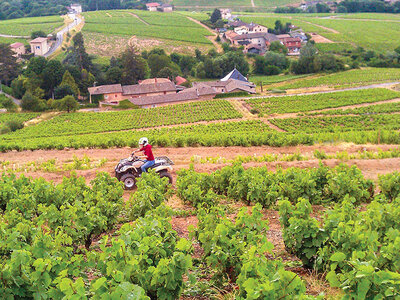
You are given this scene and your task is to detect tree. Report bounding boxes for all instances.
[63,32,93,71]
[31,30,46,39]
[269,41,288,55]
[54,85,75,99]
[157,67,177,82]
[25,56,47,76]
[59,70,79,96]
[106,67,123,84]
[21,92,46,112]
[11,76,26,99]
[119,46,149,85]
[147,54,172,78]
[56,95,79,113]
[265,52,289,70]
[41,60,64,97]
[210,9,221,24]
[0,43,20,85]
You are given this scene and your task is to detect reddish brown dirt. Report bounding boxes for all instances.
[2,144,400,183]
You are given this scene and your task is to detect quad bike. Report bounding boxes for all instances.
[115,153,174,190]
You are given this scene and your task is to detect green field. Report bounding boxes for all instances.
[0,112,39,126]
[276,68,400,90]
[82,10,212,45]
[307,101,400,116]
[0,15,63,36]
[0,100,241,140]
[271,114,400,133]
[245,88,400,114]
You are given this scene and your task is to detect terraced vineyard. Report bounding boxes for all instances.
[307,101,400,116]
[1,100,241,140]
[0,112,39,127]
[276,68,400,90]
[0,15,63,36]
[245,88,400,114]
[270,114,400,133]
[82,10,212,45]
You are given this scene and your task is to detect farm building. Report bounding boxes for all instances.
[10,42,26,57]
[234,22,268,35]
[88,78,178,104]
[29,37,49,56]
[231,32,279,47]
[220,9,232,20]
[277,36,302,55]
[158,4,173,12]
[69,4,82,14]
[146,2,160,11]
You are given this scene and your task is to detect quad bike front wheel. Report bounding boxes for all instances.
[121,173,136,190]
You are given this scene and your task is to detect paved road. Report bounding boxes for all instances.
[0,91,21,106]
[0,34,29,38]
[44,13,83,57]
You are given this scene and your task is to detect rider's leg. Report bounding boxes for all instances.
[141,160,155,173]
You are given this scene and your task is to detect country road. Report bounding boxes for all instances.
[44,13,83,57]
[0,91,21,106]
[0,33,29,38]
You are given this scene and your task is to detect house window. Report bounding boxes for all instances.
[104,95,109,99]
[115,95,117,98]
[36,46,40,49]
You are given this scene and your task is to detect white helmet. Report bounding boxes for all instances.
[139,137,148,146]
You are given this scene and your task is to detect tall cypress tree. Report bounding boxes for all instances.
[0,43,20,85]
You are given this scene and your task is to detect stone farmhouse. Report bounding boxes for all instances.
[29,37,49,56]
[10,42,26,57]
[89,70,256,109]
[145,2,173,12]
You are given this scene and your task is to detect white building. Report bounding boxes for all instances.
[29,37,49,56]
[220,9,232,20]
[70,4,82,14]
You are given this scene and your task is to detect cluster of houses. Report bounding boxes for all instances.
[9,36,52,58]
[221,19,307,56]
[145,2,173,12]
[88,69,255,109]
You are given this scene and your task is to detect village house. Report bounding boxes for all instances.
[88,78,177,105]
[146,2,160,11]
[220,9,232,20]
[234,22,268,35]
[231,32,279,47]
[277,34,303,55]
[193,69,256,95]
[29,37,49,56]
[158,3,173,12]
[244,44,265,55]
[10,42,26,57]
[69,3,82,14]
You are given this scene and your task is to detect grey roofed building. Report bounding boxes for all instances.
[129,90,199,107]
[193,79,256,94]
[232,32,279,42]
[221,68,248,82]
[122,81,176,96]
[227,20,248,27]
[88,84,123,95]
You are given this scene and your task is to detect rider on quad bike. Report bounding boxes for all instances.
[133,137,155,173]
[114,137,174,190]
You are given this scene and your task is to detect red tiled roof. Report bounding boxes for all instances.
[10,42,24,48]
[175,76,187,85]
[30,37,48,43]
[146,2,160,7]
[88,84,122,95]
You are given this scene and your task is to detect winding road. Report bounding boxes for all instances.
[44,13,83,57]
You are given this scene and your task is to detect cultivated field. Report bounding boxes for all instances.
[82,10,214,56]
[3,80,400,298]
[0,15,64,36]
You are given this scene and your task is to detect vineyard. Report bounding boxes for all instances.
[0,100,241,140]
[275,68,400,90]
[245,88,400,115]
[82,10,212,45]
[0,15,63,36]
[2,161,399,298]
[0,112,39,127]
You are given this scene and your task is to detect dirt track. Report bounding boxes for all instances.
[2,144,400,185]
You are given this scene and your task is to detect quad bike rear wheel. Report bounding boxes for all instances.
[159,171,173,185]
[121,173,136,190]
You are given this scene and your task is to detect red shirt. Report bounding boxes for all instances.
[140,144,154,161]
